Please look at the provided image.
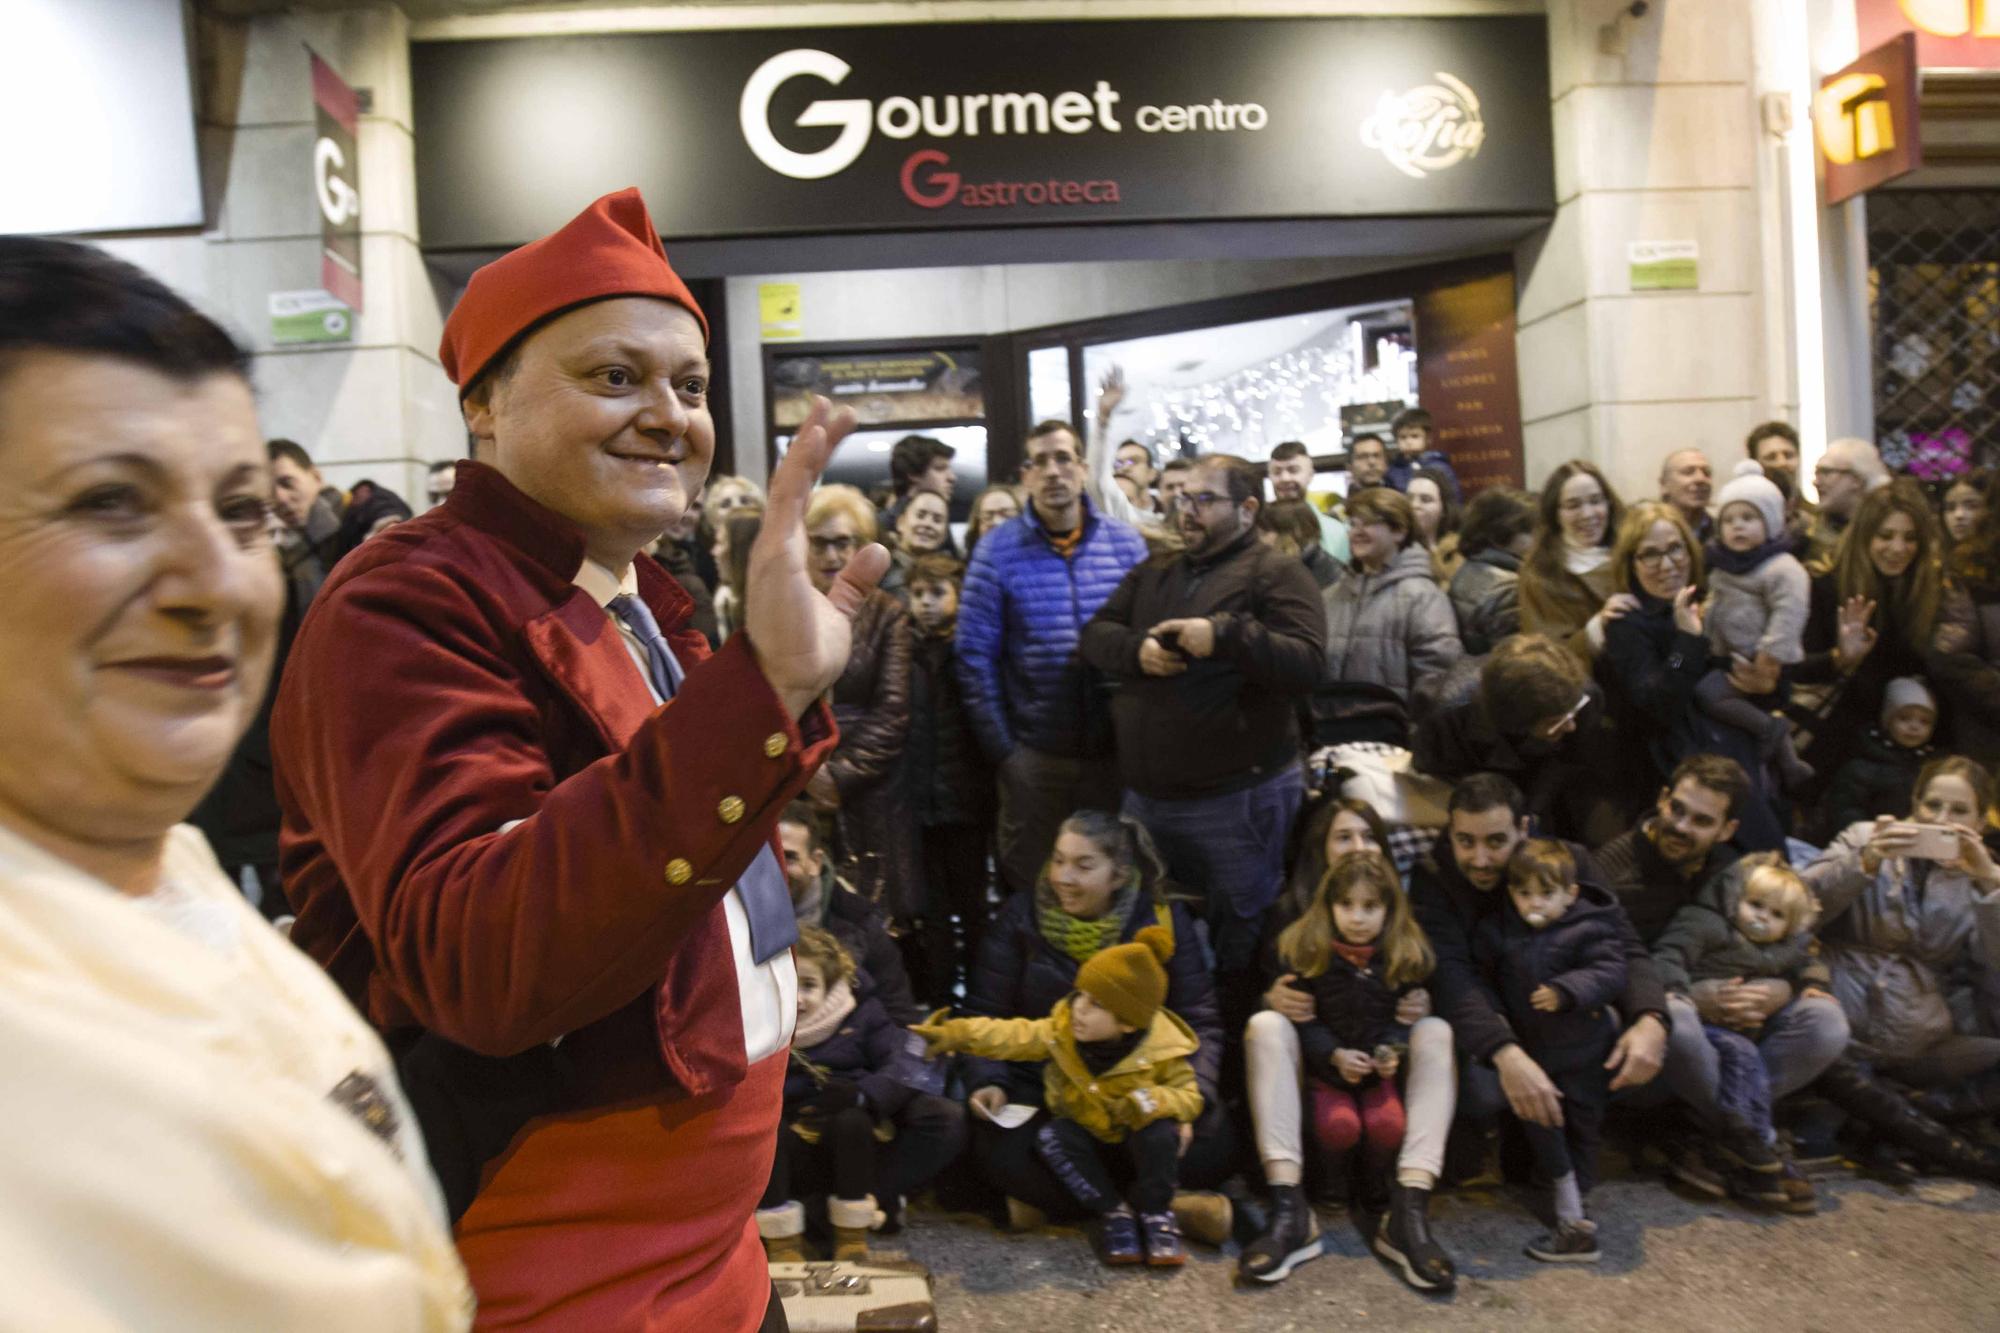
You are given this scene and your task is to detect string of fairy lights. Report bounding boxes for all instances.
[1125,328,1417,461]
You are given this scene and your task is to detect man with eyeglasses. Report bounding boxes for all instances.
[957,419,1148,895]
[1802,437,1888,566]
[1080,455,1324,1000]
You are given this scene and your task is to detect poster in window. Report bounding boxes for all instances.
[769,346,984,429]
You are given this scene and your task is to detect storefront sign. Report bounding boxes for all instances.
[310,50,363,313]
[1414,270,1523,492]
[768,346,983,429]
[1857,0,2000,69]
[269,289,354,345]
[411,18,1553,247]
[1628,240,1700,291]
[759,282,803,340]
[1817,34,1924,206]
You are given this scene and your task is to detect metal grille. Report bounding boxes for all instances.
[1867,189,2000,482]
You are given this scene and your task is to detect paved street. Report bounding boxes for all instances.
[885,1165,2000,1332]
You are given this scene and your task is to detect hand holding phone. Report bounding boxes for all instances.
[1890,822,1960,861]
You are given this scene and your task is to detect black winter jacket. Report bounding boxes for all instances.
[1410,847,1664,1066]
[1818,727,1929,842]
[1472,888,1629,1071]
[962,889,1223,1111]
[1296,949,1413,1086]
[906,626,992,828]
[1593,819,1742,948]
[1080,529,1326,800]
[802,868,922,1025]
[784,992,915,1121]
[1792,572,1931,792]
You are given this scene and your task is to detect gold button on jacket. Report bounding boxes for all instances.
[718,796,745,825]
[664,858,693,886]
[762,732,787,759]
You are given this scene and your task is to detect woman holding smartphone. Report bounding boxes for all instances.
[1803,756,2000,1177]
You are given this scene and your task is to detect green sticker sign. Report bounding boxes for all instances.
[269,289,354,344]
[1628,240,1698,291]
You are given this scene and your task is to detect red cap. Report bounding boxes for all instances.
[438,187,708,393]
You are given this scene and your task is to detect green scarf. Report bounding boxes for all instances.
[1037,877,1139,963]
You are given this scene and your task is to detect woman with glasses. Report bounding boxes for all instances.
[802,485,923,920]
[1599,504,1788,850]
[1519,460,1628,663]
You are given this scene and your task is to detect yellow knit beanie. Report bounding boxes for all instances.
[1075,925,1174,1030]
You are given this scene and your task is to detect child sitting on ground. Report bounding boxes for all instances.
[1699,460,1814,789]
[1472,839,1630,1263]
[1819,677,1938,841]
[912,927,1202,1269]
[758,927,915,1264]
[904,552,994,1006]
[1278,850,1434,1216]
[1651,855,1827,1208]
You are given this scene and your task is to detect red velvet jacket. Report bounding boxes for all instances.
[272,463,834,1103]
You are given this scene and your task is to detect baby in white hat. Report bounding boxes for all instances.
[1697,461,1814,789]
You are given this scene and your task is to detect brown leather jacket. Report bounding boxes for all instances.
[828,589,922,916]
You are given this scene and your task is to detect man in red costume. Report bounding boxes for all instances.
[272,188,883,1331]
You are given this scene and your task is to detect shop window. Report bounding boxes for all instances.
[1868,189,2000,480]
[1078,301,1416,465]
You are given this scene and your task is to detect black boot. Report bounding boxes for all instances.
[1354,1144,1396,1221]
[1237,1183,1321,1285]
[1818,1057,2000,1184]
[1374,1184,1457,1293]
[1910,1067,2000,1123]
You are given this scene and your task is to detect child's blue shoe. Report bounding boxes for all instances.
[1139,1211,1185,1267]
[1092,1209,1143,1266]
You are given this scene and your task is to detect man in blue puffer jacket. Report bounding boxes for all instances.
[957,420,1148,894]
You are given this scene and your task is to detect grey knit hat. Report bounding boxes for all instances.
[1715,459,1784,545]
[1881,676,1936,728]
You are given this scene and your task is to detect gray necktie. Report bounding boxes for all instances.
[609,593,799,963]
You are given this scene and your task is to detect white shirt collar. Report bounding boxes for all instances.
[572,558,638,609]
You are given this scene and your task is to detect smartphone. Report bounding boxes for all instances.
[1893,822,1960,860]
[1154,627,1183,656]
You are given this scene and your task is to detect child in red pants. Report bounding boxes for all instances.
[1277,850,1434,1211]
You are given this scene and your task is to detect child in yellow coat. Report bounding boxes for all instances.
[913,926,1202,1267]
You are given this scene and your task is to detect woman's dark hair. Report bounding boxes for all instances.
[0,236,249,385]
[1942,467,1997,564]
[890,434,954,494]
[1832,477,1943,652]
[1258,498,1324,556]
[1280,792,1392,918]
[1409,466,1461,543]
[1055,809,1173,905]
[1457,486,1536,558]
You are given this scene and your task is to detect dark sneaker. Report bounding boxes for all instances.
[1139,1211,1186,1267]
[1714,1127,1783,1174]
[1729,1160,1818,1214]
[1664,1140,1727,1198]
[1237,1184,1321,1285]
[1525,1218,1600,1264]
[1373,1184,1458,1293]
[1092,1209,1144,1266]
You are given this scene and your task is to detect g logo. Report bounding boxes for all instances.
[740,49,872,180]
[314,137,358,226]
[899,150,958,208]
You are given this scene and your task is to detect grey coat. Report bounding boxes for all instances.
[1320,543,1464,703]
[1803,821,2000,1060]
[1706,549,1811,664]
[1447,548,1521,656]
[1652,857,1831,995]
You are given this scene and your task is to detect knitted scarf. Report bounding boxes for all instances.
[793,977,856,1052]
[1037,879,1138,963]
[1705,534,1791,577]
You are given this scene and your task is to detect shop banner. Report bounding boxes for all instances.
[1817,34,1924,206]
[311,49,363,312]
[769,346,983,429]
[1415,270,1523,492]
[1856,0,2000,70]
[411,17,1553,248]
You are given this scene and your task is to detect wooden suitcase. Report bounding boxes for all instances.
[770,1259,937,1332]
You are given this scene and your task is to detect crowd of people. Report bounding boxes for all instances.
[696,400,2000,1286]
[6,198,2000,1333]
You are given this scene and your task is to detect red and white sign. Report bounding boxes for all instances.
[311,50,363,313]
[1857,0,2000,69]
